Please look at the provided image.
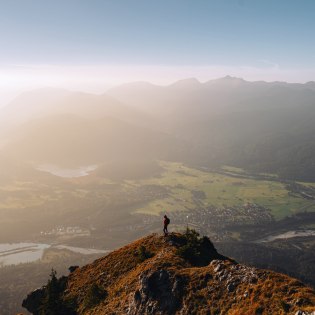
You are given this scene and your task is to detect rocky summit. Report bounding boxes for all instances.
[23,231,315,314]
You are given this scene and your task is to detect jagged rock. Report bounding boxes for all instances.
[22,287,46,315]
[128,269,183,314]
[69,265,79,273]
[227,282,235,292]
[211,260,224,273]
[22,233,315,315]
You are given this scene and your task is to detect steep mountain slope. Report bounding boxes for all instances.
[23,232,315,314]
[4,114,180,166]
[2,78,315,180]
[0,88,151,127]
[108,78,315,180]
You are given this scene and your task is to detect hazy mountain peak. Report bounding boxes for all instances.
[170,77,201,88]
[218,75,246,83]
[223,75,243,80]
[0,87,151,128]
[203,75,246,87]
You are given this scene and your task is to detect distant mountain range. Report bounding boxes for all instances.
[108,77,315,181]
[1,77,315,180]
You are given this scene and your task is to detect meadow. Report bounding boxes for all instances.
[128,161,315,220]
[1,160,315,244]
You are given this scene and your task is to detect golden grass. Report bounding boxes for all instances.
[63,233,315,315]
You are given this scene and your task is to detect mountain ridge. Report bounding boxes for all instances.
[23,232,315,314]
[2,76,315,181]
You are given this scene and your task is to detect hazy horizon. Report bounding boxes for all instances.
[1,0,315,106]
[1,72,315,110]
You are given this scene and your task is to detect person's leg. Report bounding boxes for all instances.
[164,226,169,235]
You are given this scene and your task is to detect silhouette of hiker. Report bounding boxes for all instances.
[163,215,170,235]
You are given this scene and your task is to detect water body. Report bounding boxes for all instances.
[0,243,50,266]
[36,164,98,178]
[0,243,107,267]
[256,230,315,243]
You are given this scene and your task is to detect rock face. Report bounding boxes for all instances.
[22,288,45,315]
[128,269,184,315]
[295,311,315,315]
[23,232,315,314]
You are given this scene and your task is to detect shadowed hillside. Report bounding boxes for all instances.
[2,79,315,180]
[108,78,315,181]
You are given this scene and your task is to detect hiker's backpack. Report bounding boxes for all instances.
[166,217,170,225]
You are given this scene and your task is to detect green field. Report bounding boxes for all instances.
[1,161,315,232]
[127,161,315,219]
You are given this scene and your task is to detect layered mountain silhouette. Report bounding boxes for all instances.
[23,232,315,314]
[0,88,149,126]
[2,77,315,180]
[108,77,315,181]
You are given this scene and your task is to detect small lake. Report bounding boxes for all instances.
[0,243,108,267]
[36,164,98,178]
[0,243,50,266]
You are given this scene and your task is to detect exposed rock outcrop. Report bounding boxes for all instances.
[23,232,315,314]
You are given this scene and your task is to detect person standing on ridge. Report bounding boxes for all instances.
[163,214,170,236]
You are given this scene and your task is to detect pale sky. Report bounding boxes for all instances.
[0,0,315,106]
